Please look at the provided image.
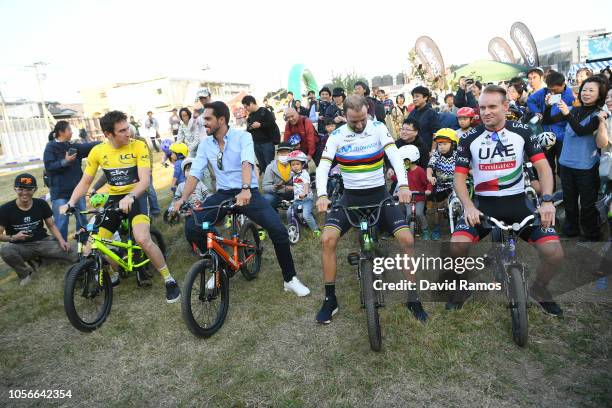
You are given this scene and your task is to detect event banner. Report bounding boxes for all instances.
[488,37,516,64]
[414,36,446,82]
[510,22,539,67]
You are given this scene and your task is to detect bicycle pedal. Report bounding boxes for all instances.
[347,252,360,266]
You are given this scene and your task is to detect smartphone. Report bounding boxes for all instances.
[68,147,77,156]
[549,94,562,104]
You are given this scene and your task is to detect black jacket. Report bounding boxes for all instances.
[247,107,279,144]
[384,137,429,170]
[454,88,478,109]
[43,140,99,200]
[406,104,440,150]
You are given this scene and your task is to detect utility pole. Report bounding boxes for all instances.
[26,61,52,129]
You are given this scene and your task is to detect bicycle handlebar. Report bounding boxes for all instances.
[330,197,399,229]
[180,198,237,225]
[480,213,540,232]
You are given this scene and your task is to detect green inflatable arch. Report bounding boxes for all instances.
[288,64,319,101]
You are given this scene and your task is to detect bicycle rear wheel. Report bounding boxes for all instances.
[239,221,262,280]
[360,258,382,352]
[181,256,229,338]
[508,266,528,347]
[64,258,113,332]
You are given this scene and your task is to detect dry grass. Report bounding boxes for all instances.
[0,162,611,407]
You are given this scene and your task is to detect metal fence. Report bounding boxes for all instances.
[0,117,103,164]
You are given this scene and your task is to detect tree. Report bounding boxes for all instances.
[329,71,369,93]
[264,88,287,101]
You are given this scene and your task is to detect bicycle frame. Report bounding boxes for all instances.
[72,207,150,283]
[187,200,257,274]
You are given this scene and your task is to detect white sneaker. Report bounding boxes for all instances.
[19,274,32,286]
[283,277,310,297]
[206,275,215,290]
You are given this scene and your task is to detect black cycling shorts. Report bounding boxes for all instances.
[96,194,150,238]
[452,193,559,243]
[324,186,409,236]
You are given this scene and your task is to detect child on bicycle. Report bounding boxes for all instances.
[287,150,320,237]
[168,158,209,216]
[167,142,189,193]
[456,107,475,139]
[427,128,458,240]
[397,145,432,240]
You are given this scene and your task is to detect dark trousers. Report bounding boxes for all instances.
[545,141,563,191]
[150,136,160,152]
[184,188,296,282]
[560,164,600,239]
[254,142,275,174]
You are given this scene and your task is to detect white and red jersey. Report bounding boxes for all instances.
[455,121,545,197]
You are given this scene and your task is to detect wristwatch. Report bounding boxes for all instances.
[241,184,250,190]
[541,194,553,203]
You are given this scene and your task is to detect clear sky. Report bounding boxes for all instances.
[1,0,610,103]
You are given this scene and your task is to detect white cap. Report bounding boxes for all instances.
[196,87,211,99]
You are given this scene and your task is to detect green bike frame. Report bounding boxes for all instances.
[77,235,150,285]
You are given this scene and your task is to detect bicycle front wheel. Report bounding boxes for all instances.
[239,221,262,280]
[64,258,113,332]
[360,258,382,352]
[181,257,229,338]
[508,266,528,347]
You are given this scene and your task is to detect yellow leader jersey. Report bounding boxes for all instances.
[84,139,151,196]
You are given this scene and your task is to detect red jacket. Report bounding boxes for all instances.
[284,116,318,158]
[407,166,432,202]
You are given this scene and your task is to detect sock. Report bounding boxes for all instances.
[159,265,174,283]
[325,283,336,298]
[407,288,419,303]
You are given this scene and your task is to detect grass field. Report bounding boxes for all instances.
[0,157,611,407]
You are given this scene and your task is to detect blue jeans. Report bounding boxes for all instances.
[52,197,87,241]
[263,191,293,210]
[185,188,296,282]
[147,176,161,215]
[289,198,318,231]
[254,142,275,173]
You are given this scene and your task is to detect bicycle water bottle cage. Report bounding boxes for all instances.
[360,221,368,231]
[202,222,210,231]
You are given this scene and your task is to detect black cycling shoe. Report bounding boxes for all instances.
[445,290,472,311]
[165,281,181,304]
[530,284,563,317]
[406,301,428,322]
[316,296,338,324]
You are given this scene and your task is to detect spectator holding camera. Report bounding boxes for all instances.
[454,77,481,109]
[543,76,609,240]
[43,120,99,241]
[528,71,575,184]
[0,174,75,286]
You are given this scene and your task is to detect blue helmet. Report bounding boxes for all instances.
[160,139,173,155]
[288,134,301,146]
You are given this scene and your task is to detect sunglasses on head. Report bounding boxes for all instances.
[217,151,223,171]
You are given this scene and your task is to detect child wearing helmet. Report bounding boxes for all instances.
[456,107,475,139]
[287,150,320,236]
[396,145,433,240]
[168,158,209,216]
[427,128,458,240]
[168,142,189,192]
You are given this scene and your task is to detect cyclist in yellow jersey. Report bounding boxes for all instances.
[61,111,180,303]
